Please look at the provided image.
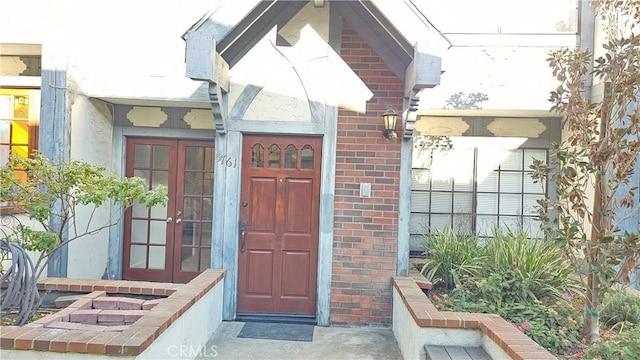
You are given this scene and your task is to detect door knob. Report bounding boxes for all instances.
[166,217,173,223]
[175,218,182,224]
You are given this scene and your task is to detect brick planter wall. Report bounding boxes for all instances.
[0,270,224,359]
[392,276,557,360]
[331,22,404,326]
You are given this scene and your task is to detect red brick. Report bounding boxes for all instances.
[142,298,163,310]
[49,329,86,352]
[69,309,102,324]
[92,297,120,310]
[117,297,145,310]
[97,310,125,324]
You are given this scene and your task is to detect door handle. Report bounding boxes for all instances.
[239,220,247,253]
[175,218,182,224]
[166,217,173,223]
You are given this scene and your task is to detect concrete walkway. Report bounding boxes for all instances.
[196,321,403,360]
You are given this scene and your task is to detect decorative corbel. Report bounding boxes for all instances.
[185,31,230,133]
[403,43,441,139]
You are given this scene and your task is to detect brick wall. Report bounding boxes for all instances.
[330,22,404,326]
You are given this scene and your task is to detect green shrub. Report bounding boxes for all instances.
[420,226,484,289]
[430,292,583,354]
[601,290,640,327]
[475,228,582,303]
[584,325,640,360]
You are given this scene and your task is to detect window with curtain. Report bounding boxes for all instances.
[409,136,548,250]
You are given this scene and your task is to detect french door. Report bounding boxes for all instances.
[122,138,214,283]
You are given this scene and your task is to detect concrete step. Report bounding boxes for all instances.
[425,345,492,360]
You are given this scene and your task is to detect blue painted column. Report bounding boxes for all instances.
[40,44,71,278]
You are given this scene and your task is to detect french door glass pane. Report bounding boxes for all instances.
[131,220,148,244]
[129,245,146,268]
[185,147,203,170]
[200,248,211,270]
[132,200,149,217]
[149,220,167,244]
[181,248,198,271]
[153,145,170,169]
[134,145,151,167]
[184,198,201,220]
[148,246,165,269]
[204,147,215,171]
[201,223,212,246]
[184,172,202,195]
[202,197,213,220]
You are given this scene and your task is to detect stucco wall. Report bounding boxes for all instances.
[66,96,114,279]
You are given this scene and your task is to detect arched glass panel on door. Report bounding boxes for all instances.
[301,145,314,169]
[284,145,297,169]
[268,144,280,168]
[251,144,264,168]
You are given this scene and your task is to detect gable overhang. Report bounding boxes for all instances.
[183,0,445,135]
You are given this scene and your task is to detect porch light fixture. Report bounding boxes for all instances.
[382,107,398,139]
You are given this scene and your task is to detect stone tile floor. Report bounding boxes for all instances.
[196,321,403,360]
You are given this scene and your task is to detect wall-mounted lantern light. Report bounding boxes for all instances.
[382,107,398,139]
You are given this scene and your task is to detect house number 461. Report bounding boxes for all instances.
[216,155,237,168]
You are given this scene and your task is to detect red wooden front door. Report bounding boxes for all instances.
[237,135,321,315]
[122,138,214,283]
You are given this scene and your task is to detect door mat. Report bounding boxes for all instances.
[237,322,315,342]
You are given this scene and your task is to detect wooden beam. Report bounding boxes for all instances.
[403,43,441,139]
[404,43,441,97]
[219,1,307,67]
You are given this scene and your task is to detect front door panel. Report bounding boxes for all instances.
[237,135,321,315]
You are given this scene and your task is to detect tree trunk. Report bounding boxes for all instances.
[583,268,600,343]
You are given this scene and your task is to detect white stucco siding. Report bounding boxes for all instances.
[66,96,114,279]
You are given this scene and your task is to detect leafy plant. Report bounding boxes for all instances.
[583,324,640,360]
[478,228,582,303]
[0,152,168,325]
[421,226,581,304]
[430,291,584,354]
[530,0,640,342]
[601,290,640,327]
[420,226,484,289]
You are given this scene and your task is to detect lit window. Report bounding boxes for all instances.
[0,89,40,212]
